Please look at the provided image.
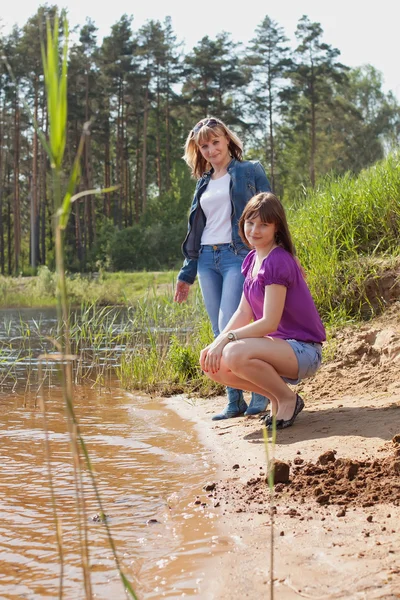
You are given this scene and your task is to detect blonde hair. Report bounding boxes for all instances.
[183,116,243,179]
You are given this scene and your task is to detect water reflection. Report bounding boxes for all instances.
[0,386,227,599]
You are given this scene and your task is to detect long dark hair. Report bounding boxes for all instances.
[239,193,295,255]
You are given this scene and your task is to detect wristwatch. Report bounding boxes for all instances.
[227,331,237,342]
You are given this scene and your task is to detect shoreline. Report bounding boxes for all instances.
[166,390,400,599]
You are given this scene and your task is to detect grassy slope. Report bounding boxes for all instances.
[289,151,400,323]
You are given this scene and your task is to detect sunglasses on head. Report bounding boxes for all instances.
[192,118,220,134]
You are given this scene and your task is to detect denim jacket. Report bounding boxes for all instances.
[178,158,271,284]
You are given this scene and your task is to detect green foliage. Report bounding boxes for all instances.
[182,32,248,124]
[110,225,149,271]
[167,317,217,384]
[110,222,186,271]
[168,335,199,380]
[35,265,56,296]
[290,151,400,322]
[117,289,223,396]
[88,219,117,269]
[245,15,292,186]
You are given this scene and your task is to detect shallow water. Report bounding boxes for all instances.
[0,386,230,599]
[0,306,126,390]
[0,308,229,598]
[0,306,189,393]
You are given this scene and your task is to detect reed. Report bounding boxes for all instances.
[23,12,138,599]
[0,291,220,397]
[117,289,223,396]
[262,419,277,599]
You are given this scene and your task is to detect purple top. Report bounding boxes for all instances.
[242,248,326,343]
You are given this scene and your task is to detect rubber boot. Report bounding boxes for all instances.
[211,387,248,421]
[244,393,270,416]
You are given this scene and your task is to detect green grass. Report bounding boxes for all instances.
[117,309,223,396]
[289,151,400,324]
[0,268,179,308]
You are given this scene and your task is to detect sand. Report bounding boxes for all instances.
[166,302,400,599]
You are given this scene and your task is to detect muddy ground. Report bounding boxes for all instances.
[168,301,400,599]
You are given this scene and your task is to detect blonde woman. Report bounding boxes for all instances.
[174,117,271,419]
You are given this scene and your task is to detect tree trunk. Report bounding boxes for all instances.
[267,69,275,191]
[309,65,316,187]
[128,166,133,226]
[0,97,4,275]
[155,74,162,194]
[83,190,88,267]
[84,68,95,246]
[84,136,94,248]
[116,84,123,228]
[31,77,39,269]
[124,152,130,227]
[7,166,12,275]
[0,182,4,275]
[39,98,47,265]
[141,84,149,212]
[13,100,21,274]
[165,72,171,191]
[75,199,83,268]
[134,116,141,222]
[122,100,129,228]
[104,110,111,217]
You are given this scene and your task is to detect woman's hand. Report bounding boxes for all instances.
[200,336,229,374]
[174,280,191,303]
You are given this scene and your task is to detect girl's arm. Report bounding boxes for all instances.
[200,285,286,373]
[219,293,254,334]
[199,293,252,371]
[229,284,286,340]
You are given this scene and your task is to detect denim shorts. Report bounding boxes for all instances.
[282,340,323,385]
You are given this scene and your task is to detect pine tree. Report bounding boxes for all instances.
[246,16,292,189]
[182,33,247,125]
[283,16,348,187]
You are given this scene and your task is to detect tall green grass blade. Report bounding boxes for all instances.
[263,417,277,600]
[36,10,139,598]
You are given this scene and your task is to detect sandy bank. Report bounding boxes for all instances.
[165,304,400,599]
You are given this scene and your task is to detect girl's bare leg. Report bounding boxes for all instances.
[205,338,299,421]
[209,368,281,414]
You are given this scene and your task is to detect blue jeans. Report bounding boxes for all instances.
[198,244,266,410]
[198,244,246,337]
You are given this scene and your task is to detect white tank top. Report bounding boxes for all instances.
[200,173,232,245]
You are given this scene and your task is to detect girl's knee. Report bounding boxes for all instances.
[206,364,231,386]
[223,343,247,372]
[204,369,224,384]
